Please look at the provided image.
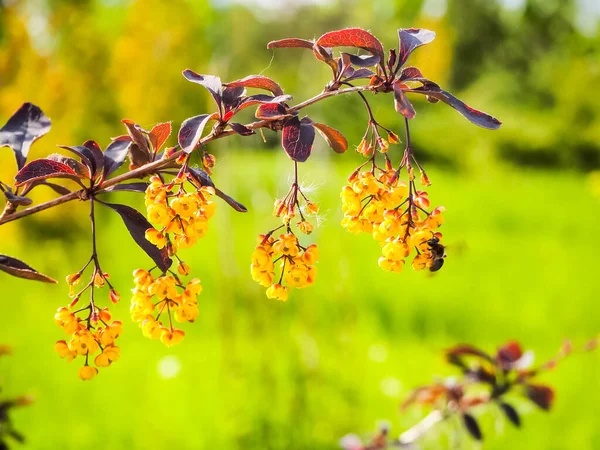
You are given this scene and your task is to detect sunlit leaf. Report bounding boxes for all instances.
[317,28,385,65]
[178,113,218,154]
[267,38,314,49]
[255,103,289,120]
[397,28,436,68]
[14,159,82,187]
[47,154,90,179]
[225,75,284,97]
[313,122,348,153]
[182,70,223,108]
[393,82,416,119]
[149,122,172,153]
[0,103,51,169]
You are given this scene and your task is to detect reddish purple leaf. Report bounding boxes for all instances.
[0,254,57,283]
[396,28,436,69]
[526,384,554,411]
[393,82,416,119]
[224,75,284,97]
[0,103,51,169]
[103,136,131,177]
[101,201,171,272]
[313,122,348,153]
[237,94,292,113]
[400,66,425,81]
[317,28,385,65]
[82,140,106,179]
[14,158,81,187]
[255,103,289,120]
[215,188,247,212]
[229,123,255,136]
[267,38,314,49]
[341,53,380,67]
[406,82,502,130]
[122,120,151,158]
[58,145,96,175]
[187,168,246,213]
[282,116,315,163]
[344,68,376,82]
[47,153,90,179]
[178,113,218,154]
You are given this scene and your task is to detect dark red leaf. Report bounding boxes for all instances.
[103,182,148,193]
[14,158,81,187]
[182,70,223,108]
[282,116,315,163]
[267,38,314,49]
[344,68,376,82]
[82,140,106,179]
[224,75,284,97]
[313,122,348,153]
[3,191,32,206]
[406,82,502,130]
[317,28,385,65]
[0,103,51,169]
[393,82,416,119]
[187,167,215,188]
[463,414,483,440]
[47,154,90,178]
[396,28,436,69]
[400,66,425,81]
[255,103,289,120]
[103,136,131,177]
[496,340,524,368]
[0,254,57,283]
[58,145,97,175]
[222,86,245,110]
[312,44,338,72]
[178,113,218,154]
[237,94,292,113]
[149,122,171,153]
[526,384,554,411]
[101,201,171,272]
[499,402,521,427]
[341,53,380,67]
[122,120,152,159]
[229,123,255,136]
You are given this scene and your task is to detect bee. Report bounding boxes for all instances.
[426,235,446,272]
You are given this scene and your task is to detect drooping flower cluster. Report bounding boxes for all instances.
[54,306,122,381]
[54,269,123,380]
[341,167,445,273]
[144,175,216,255]
[130,265,201,346]
[251,163,320,300]
[251,233,318,301]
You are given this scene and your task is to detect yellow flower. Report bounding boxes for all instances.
[78,365,98,381]
[298,221,314,235]
[54,340,76,362]
[171,194,199,218]
[160,328,185,347]
[266,284,289,302]
[302,244,319,265]
[145,228,167,249]
[272,234,299,257]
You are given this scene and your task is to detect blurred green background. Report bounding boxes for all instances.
[1,0,599,449]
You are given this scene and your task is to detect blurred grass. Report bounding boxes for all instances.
[0,151,599,450]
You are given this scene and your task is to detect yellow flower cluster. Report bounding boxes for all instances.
[130,267,202,347]
[54,306,122,381]
[340,169,446,272]
[251,233,318,301]
[144,175,216,254]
